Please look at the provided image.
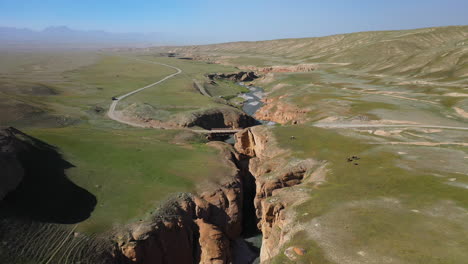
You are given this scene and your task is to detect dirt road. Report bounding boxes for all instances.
[313,123,468,131]
[107,57,182,127]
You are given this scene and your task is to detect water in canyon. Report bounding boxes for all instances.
[231,83,271,264]
[238,82,276,126]
[224,83,275,144]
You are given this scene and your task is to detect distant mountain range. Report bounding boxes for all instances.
[0,26,184,49]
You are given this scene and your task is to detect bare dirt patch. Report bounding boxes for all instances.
[454,107,468,119]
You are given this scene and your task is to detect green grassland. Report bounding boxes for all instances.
[115,55,247,120]
[1,52,248,235]
[27,125,233,233]
[1,52,246,127]
[204,79,249,98]
[270,126,468,263]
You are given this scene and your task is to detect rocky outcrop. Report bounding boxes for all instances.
[0,127,26,200]
[120,105,257,131]
[171,107,257,130]
[115,196,197,264]
[114,142,245,264]
[240,64,316,74]
[254,97,309,125]
[206,72,258,82]
[195,219,231,264]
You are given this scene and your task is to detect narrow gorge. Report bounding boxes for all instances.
[113,125,320,264]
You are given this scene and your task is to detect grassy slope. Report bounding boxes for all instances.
[158,26,468,80]
[0,52,99,127]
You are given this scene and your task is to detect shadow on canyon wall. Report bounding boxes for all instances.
[0,128,96,224]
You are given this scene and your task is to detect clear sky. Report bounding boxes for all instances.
[1,0,467,43]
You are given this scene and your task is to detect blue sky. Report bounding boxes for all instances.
[1,0,467,43]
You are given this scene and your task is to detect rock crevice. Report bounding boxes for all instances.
[234,126,320,262]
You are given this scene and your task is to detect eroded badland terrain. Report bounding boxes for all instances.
[1,26,468,263]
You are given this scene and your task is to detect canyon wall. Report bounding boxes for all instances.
[234,126,324,262]
[206,72,258,82]
[173,108,257,129]
[254,97,309,125]
[120,106,257,130]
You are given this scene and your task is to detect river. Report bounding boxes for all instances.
[238,82,276,126]
[230,83,269,264]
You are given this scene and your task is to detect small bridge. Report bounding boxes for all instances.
[192,128,243,134]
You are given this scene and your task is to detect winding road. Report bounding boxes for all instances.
[107,57,182,127]
[107,57,241,134]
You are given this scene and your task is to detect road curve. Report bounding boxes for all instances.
[106,57,240,134]
[107,57,182,127]
[313,123,468,131]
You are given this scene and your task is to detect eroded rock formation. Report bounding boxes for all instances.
[120,106,257,131]
[172,107,257,129]
[206,72,258,82]
[254,97,309,125]
[240,64,316,74]
[195,219,231,264]
[114,196,198,264]
[234,126,323,262]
